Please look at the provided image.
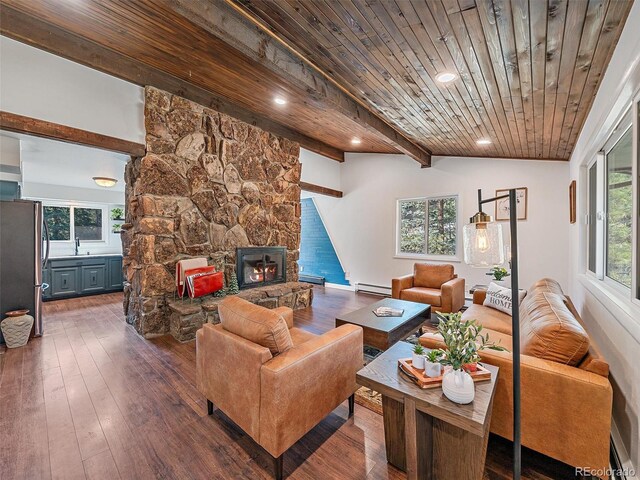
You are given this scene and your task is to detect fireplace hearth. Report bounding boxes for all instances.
[236,247,286,289]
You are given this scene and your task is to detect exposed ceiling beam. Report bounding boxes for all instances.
[299,182,343,198]
[164,0,432,167]
[0,6,345,162]
[0,111,146,156]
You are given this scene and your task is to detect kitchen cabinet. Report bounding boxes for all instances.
[43,255,124,301]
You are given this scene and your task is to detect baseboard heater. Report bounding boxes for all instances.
[355,283,391,296]
[299,274,325,285]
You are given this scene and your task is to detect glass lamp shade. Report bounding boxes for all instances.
[463,221,505,267]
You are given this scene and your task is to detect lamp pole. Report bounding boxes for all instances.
[474,188,521,479]
[508,189,521,480]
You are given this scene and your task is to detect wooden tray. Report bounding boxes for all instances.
[398,358,492,389]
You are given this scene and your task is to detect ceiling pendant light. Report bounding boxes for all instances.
[93,177,118,188]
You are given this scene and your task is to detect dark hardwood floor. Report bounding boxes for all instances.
[0,287,588,479]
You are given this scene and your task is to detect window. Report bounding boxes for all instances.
[586,108,635,294]
[605,127,633,287]
[44,204,105,242]
[588,162,598,273]
[44,206,71,241]
[74,208,103,240]
[397,196,458,258]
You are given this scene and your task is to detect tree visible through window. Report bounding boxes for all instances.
[606,127,633,287]
[398,196,457,256]
[74,208,103,240]
[427,197,457,256]
[44,206,71,241]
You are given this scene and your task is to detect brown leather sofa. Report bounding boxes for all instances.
[196,296,363,479]
[392,263,465,313]
[419,279,613,478]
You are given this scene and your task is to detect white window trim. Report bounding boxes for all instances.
[583,91,640,312]
[395,194,462,262]
[41,199,108,244]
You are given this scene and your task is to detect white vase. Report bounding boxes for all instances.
[412,352,425,370]
[424,361,441,378]
[442,368,475,404]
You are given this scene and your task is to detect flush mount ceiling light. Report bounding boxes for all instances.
[476,138,492,146]
[435,71,458,83]
[274,97,287,105]
[351,137,362,145]
[93,177,118,188]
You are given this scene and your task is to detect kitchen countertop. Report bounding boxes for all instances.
[49,253,123,260]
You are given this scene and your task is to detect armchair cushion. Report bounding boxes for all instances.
[520,291,589,366]
[400,287,442,306]
[414,263,455,289]
[219,296,293,355]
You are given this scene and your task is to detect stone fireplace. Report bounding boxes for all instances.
[122,86,311,340]
[237,246,286,289]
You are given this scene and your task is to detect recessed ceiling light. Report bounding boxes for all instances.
[435,72,458,83]
[351,138,362,145]
[476,139,492,146]
[93,177,118,188]
[274,97,287,105]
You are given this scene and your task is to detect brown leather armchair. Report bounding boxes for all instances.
[392,263,465,313]
[196,296,363,479]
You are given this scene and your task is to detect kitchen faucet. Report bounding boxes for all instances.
[75,237,80,256]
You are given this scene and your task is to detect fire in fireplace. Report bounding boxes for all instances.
[236,247,286,289]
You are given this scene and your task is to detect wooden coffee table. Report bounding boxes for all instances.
[335,298,431,351]
[357,341,499,480]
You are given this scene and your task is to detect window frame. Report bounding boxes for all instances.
[395,194,461,262]
[585,102,639,303]
[43,200,108,244]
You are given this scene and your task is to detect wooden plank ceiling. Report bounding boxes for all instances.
[0,0,633,163]
[233,0,632,160]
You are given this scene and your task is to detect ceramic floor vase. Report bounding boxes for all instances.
[442,368,475,404]
[1,314,34,348]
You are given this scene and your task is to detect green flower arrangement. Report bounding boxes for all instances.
[436,312,508,371]
[486,266,510,281]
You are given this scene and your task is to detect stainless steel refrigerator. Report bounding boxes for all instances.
[0,200,50,341]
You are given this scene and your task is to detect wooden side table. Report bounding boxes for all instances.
[357,341,498,480]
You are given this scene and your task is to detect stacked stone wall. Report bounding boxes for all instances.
[123,87,302,337]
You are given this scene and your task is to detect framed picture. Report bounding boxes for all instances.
[569,180,577,224]
[495,187,528,221]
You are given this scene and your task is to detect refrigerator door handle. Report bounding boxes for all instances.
[43,214,50,267]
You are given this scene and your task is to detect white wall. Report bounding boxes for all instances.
[0,134,22,182]
[0,36,145,143]
[567,0,640,470]
[313,153,569,290]
[300,148,342,191]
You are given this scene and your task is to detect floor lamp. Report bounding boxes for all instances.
[462,188,521,480]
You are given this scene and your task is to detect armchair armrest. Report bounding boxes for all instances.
[473,288,487,305]
[392,274,414,299]
[273,306,294,328]
[441,277,465,313]
[258,324,363,457]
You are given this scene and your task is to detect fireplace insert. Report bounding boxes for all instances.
[236,247,286,289]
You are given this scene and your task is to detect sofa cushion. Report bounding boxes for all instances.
[219,297,293,355]
[520,291,590,366]
[483,282,527,316]
[400,287,442,306]
[461,304,512,335]
[414,263,455,289]
[419,327,512,352]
